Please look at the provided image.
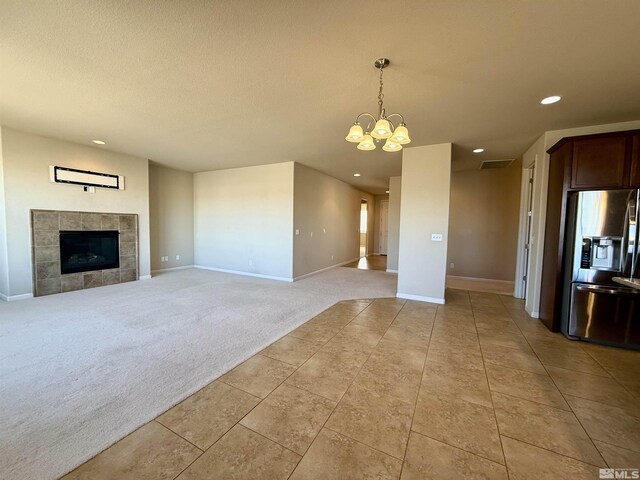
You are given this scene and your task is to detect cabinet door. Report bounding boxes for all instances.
[630,135,640,188]
[540,142,572,331]
[571,135,627,189]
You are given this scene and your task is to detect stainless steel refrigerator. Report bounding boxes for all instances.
[562,189,640,349]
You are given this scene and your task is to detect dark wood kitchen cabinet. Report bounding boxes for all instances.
[539,141,572,331]
[540,129,640,332]
[571,135,628,189]
[630,134,640,187]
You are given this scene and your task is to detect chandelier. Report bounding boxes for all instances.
[345,58,411,152]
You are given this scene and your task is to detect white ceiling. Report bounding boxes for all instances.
[1,1,639,194]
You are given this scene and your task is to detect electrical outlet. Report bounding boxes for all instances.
[331,255,334,260]
[431,234,443,242]
[295,229,300,235]
[176,255,180,260]
[310,231,313,237]
[450,262,455,269]
[323,228,326,233]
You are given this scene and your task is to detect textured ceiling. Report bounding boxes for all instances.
[1,1,640,193]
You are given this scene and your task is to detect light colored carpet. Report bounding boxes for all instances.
[0,267,397,480]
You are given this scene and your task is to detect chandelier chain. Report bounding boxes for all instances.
[377,65,385,110]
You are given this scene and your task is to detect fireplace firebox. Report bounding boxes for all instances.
[60,230,120,274]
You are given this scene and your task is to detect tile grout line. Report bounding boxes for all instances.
[218,302,372,400]
[322,424,408,462]
[243,304,372,476]
[237,423,302,456]
[499,295,611,469]
[398,302,437,479]
[169,300,374,480]
[470,294,511,479]
[286,299,407,479]
[497,433,609,469]
[411,291,522,470]
[572,347,640,403]
[153,420,204,453]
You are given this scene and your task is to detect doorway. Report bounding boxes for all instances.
[344,199,387,271]
[360,200,368,257]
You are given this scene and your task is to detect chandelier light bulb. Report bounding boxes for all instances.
[371,118,393,139]
[345,123,365,143]
[382,138,402,152]
[357,133,376,151]
[390,124,411,144]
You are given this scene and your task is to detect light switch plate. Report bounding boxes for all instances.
[431,234,443,242]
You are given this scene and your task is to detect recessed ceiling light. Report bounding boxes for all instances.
[473,148,484,153]
[540,95,561,105]
[353,173,361,177]
[92,140,106,145]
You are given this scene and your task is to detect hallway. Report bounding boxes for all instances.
[343,255,387,272]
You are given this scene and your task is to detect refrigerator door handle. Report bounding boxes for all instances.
[633,189,640,279]
[575,284,640,295]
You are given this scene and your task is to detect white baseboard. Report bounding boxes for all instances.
[386,269,398,273]
[293,257,361,281]
[139,275,152,280]
[396,292,445,304]
[0,292,34,302]
[150,265,194,275]
[194,265,293,282]
[446,275,515,295]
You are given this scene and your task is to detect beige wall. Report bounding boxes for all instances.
[0,127,151,298]
[387,176,401,272]
[0,128,9,298]
[149,163,194,272]
[447,159,522,281]
[194,162,294,280]
[397,144,452,303]
[293,163,373,279]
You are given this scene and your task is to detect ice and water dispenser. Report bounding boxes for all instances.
[580,236,624,271]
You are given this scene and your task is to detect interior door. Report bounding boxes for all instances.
[379,200,389,255]
[523,167,534,296]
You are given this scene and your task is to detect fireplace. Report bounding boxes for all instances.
[31,210,138,296]
[60,230,120,274]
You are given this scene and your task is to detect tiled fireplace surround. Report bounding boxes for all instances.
[31,210,139,297]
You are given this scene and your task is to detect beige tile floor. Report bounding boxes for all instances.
[62,290,640,479]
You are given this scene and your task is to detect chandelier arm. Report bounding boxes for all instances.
[385,113,405,125]
[355,112,378,125]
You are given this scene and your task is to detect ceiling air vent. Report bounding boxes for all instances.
[480,159,514,170]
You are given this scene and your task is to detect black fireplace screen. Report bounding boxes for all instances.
[59,231,120,274]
